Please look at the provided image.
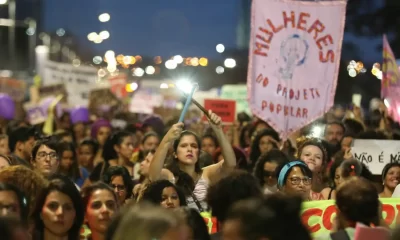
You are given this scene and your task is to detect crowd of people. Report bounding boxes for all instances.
[0,99,400,239]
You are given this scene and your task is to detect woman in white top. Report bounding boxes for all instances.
[149,110,236,211]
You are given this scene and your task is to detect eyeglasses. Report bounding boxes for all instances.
[36,152,58,160]
[110,184,126,192]
[289,177,312,186]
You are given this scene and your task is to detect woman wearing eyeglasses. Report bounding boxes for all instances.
[102,166,133,205]
[276,161,313,201]
[30,138,60,178]
[253,149,289,194]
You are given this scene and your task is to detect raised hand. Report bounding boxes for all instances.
[207,110,222,129]
[165,122,184,143]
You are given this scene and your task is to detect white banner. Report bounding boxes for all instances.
[352,140,400,175]
[129,90,164,114]
[220,85,251,115]
[43,61,98,106]
[248,0,346,139]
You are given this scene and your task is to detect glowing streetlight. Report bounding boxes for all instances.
[160,83,169,89]
[216,44,225,53]
[146,66,155,75]
[173,55,183,64]
[56,28,65,37]
[224,58,236,68]
[99,31,110,40]
[93,56,102,64]
[99,13,110,22]
[216,66,224,74]
[133,68,144,77]
[165,59,177,69]
[0,0,8,5]
[87,32,97,41]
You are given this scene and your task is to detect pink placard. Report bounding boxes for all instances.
[247,0,347,139]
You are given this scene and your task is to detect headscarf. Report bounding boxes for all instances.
[91,119,112,139]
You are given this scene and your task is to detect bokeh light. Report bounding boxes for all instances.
[133,68,144,77]
[173,55,183,64]
[165,59,178,69]
[199,57,208,67]
[56,28,65,37]
[93,56,102,64]
[224,58,236,68]
[216,44,225,53]
[123,56,132,65]
[99,31,110,40]
[72,59,81,67]
[98,69,106,77]
[145,66,155,75]
[154,56,162,64]
[88,32,97,41]
[216,66,224,74]
[99,13,110,22]
[160,83,168,89]
[190,57,199,67]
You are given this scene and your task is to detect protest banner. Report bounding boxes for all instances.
[202,99,236,124]
[108,73,128,99]
[351,139,400,175]
[39,84,68,103]
[220,85,251,115]
[0,77,27,101]
[247,0,346,139]
[301,198,400,237]
[89,88,120,114]
[381,36,400,122]
[129,90,163,114]
[43,61,98,106]
[23,103,47,125]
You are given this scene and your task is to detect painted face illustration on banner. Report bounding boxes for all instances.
[279,34,309,80]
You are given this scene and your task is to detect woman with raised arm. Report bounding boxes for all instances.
[149,110,236,212]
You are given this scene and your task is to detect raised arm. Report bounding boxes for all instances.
[206,110,236,174]
[148,122,183,181]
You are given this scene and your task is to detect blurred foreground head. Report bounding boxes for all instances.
[111,202,189,240]
[336,177,380,228]
[223,193,311,240]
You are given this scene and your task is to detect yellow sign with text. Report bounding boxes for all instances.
[301,198,400,236]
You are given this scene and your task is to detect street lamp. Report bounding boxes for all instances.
[0,0,8,5]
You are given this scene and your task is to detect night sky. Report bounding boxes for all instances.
[42,0,240,59]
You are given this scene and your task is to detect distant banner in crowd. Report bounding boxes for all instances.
[39,84,68,103]
[220,85,251,115]
[108,74,128,99]
[202,99,236,124]
[129,90,163,114]
[381,35,400,122]
[0,78,26,101]
[247,0,346,139]
[43,61,98,106]
[301,198,400,237]
[351,139,400,175]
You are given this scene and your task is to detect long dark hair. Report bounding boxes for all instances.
[58,141,81,181]
[32,175,84,240]
[166,131,202,196]
[249,129,280,168]
[100,131,133,176]
[141,180,186,206]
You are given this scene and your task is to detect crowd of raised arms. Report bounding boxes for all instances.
[0,103,400,240]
